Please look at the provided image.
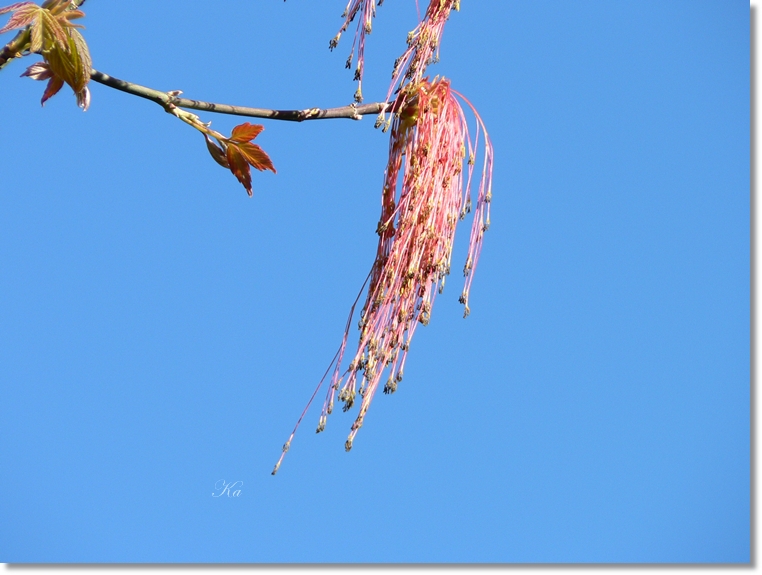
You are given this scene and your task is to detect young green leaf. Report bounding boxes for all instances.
[0,3,38,36]
[20,60,63,105]
[3,1,92,109]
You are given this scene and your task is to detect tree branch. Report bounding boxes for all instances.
[1,1,389,122]
[89,69,390,122]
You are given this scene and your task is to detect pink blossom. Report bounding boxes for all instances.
[273,76,492,474]
[329,0,381,102]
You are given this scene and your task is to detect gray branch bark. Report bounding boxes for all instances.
[89,69,390,122]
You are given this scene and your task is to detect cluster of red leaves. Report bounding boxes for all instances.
[204,123,276,197]
[0,0,92,109]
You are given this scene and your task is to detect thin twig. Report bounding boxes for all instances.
[89,69,389,122]
[0,28,30,70]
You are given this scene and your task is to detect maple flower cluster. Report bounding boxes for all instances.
[320,77,492,453]
[274,0,492,473]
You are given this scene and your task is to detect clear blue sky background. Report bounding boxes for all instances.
[0,0,749,564]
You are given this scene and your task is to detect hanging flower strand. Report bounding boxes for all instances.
[375,0,461,130]
[330,0,383,103]
[331,77,492,450]
[273,0,491,475]
[273,78,492,474]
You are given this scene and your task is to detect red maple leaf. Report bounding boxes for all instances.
[203,122,276,196]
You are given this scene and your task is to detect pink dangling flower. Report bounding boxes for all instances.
[273,76,492,474]
[385,0,460,100]
[329,0,461,105]
[329,0,381,102]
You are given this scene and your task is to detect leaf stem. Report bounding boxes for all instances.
[0,28,30,70]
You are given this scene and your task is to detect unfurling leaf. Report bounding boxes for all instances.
[66,27,91,93]
[0,2,34,16]
[0,1,71,53]
[2,0,92,109]
[20,59,51,80]
[204,134,229,169]
[21,60,62,105]
[33,7,68,52]
[229,122,264,143]
[229,122,276,176]
[236,141,276,173]
[40,73,63,103]
[202,122,276,196]
[0,3,38,36]
[45,27,91,94]
[226,143,253,196]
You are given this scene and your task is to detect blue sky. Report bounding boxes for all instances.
[0,0,749,563]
